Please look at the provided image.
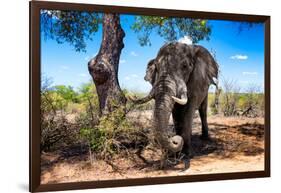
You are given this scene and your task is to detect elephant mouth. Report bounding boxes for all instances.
[127,79,188,106]
[128,90,187,106]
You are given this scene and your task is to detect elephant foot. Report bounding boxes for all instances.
[183,158,190,170]
[179,147,193,171]
[180,155,190,171]
[200,134,209,140]
[181,144,194,158]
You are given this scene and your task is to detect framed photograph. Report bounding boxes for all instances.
[30,1,270,192]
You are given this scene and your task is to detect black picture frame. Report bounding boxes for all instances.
[30,1,270,192]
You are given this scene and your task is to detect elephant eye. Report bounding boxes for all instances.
[182,61,188,68]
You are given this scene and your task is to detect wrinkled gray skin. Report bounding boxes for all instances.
[133,42,219,157]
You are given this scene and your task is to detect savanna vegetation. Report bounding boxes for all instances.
[41,75,264,169]
[41,77,154,160]
[209,80,264,118]
[40,10,264,183]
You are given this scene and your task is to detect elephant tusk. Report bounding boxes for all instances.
[172,96,188,105]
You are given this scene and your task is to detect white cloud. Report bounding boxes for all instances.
[130,51,138,57]
[60,65,69,70]
[78,73,88,77]
[242,71,258,75]
[178,35,193,45]
[120,59,126,64]
[230,54,248,60]
[124,74,139,81]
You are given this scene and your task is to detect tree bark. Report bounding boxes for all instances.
[88,13,126,115]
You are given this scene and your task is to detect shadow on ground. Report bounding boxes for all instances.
[41,118,265,176]
[135,120,265,171]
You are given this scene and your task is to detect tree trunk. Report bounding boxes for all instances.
[88,13,126,115]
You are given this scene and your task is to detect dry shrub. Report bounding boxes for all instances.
[41,90,79,152]
[79,104,150,162]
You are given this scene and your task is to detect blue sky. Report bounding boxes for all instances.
[41,13,265,93]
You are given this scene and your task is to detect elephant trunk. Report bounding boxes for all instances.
[127,88,154,104]
[154,86,184,153]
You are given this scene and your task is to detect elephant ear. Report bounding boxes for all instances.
[192,46,219,86]
[144,59,157,85]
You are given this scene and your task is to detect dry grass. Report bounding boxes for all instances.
[41,114,264,184]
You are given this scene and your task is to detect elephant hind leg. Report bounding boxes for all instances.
[199,95,209,140]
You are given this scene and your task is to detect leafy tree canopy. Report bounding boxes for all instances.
[41,10,211,51]
[131,16,211,46]
[41,10,102,52]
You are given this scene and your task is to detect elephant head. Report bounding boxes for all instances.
[133,42,218,153]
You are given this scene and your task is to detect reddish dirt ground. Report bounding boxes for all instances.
[41,115,264,184]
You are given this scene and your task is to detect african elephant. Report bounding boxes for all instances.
[132,42,219,160]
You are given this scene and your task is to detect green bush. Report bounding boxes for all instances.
[41,87,77,151]
[237,92,264,117]
[41,78,150,157]
[65,102,85,114]
[79,105,142,158]
[208,93,217,115]
[79,127,106,152]
[41,78,100,152]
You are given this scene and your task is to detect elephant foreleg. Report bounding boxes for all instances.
[199,95,209,140]
[181,102,195,158]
